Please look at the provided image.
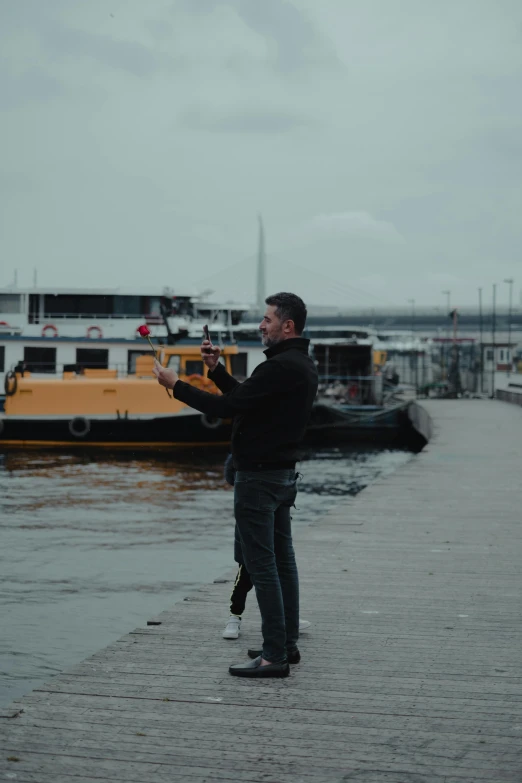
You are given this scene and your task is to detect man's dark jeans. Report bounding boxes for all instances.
[234,468,299,664]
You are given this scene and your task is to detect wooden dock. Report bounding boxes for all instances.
[1,399,522,782]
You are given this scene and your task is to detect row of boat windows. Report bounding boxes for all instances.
[486,349,511,361]
[2,347,249,378]
[0,294,194,319]
[0,294,245,325]
[30,295,195,320]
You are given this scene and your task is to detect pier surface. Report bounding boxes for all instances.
[1,399,522,783]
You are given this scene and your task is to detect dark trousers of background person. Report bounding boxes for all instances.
[229,561,253,617]
[233,469,299,665]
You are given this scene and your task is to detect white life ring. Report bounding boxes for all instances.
[200,414,223,430]
[87,325,103,339]
[69,417,91,438]
[42,324,58,338]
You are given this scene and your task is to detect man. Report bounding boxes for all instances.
[153,292,318,678]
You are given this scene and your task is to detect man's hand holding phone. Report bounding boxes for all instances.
[201,325,221,371]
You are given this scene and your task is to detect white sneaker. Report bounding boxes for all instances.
[299,619,311,631]
[222,615,241,639]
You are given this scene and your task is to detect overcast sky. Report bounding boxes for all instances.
[1,0,521,310]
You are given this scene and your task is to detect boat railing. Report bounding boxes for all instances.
[27,311,228,324]
[317,374,383,405]
[10,362,132,378]
[28,312,166,323]
[8,361,210,381]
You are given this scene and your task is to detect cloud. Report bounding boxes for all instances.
[176,0,338,72]
[0,1,161,80]
[180,107,312,134]
[143,17,173,41]
[1,0,521,306]
[43,25,160,78]
[0,63,64,110]
[228,0,338,72]
[308,211,403,242]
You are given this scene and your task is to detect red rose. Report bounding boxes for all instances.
[137,323,171,398]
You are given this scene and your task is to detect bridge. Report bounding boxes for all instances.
[302,307,522,342]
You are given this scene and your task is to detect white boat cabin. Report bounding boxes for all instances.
[0,287,251,391]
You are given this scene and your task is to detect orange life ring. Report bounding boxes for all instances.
[42,324,58,338]
[87,325,103,339]
[186,373,213,389]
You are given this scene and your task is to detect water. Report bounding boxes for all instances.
[0,447,413,707]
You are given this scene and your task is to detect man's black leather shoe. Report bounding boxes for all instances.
[229,656,290,678]
[248,648,301,664]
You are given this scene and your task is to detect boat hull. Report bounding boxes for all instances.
[304,401,431,452]
[0,413,232,449]
[0,404,431,452]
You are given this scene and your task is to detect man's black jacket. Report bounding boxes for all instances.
[173,337,318,469]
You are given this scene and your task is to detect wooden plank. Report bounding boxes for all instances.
[3,718,521,750]
[8,701,522,740]
[2,400,522,782]
[3,725,522,768]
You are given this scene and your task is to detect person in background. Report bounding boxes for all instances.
[154,292,318,678]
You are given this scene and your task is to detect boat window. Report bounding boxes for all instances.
[0,294,22,313]
[167,355,181,372]
[43,294,113,318]
[114,296,142,316]
[76,348,109,370]
[28,294,40,324]
[24,347,56,373]
[230,353,248,379]
[313,343,373,379]
[128,350,151,373]
[147,297,161,315]
[0,346,4,372]
[185,359,204,376]
[486,349,493,361]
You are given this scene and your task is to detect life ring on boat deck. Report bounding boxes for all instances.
[348,383,359,401]
[42,324,58,338]
[200,414,223,430]
[69,416,91,438]
[4,371,17,396]
[186,373,214,390]
[0,321,9,326]
[86,325,103,339]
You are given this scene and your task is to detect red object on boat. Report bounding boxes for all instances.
[137,324,151,337]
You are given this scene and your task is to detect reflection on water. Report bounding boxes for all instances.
[0,447,413,706]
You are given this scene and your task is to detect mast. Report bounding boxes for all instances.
[256,214,266,316]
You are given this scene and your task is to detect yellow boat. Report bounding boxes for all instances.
[1,345,238,449]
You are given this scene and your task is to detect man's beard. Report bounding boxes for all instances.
[261,332,283,348]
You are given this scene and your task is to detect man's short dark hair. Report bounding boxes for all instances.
[265,292,307,335]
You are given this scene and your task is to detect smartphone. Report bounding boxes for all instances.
[202,324,212,354]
